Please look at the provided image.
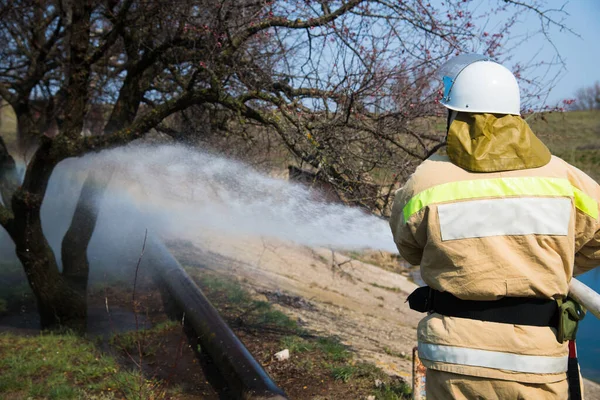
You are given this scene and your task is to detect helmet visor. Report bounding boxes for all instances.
[438,54,491,101]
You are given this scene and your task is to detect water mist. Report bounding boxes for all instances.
[80,145,391,244]
[31,144,397,277]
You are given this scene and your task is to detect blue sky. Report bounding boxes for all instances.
[522,1,600,104]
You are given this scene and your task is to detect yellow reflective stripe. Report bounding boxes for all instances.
[572,187,599,219]
[403,177,599,222]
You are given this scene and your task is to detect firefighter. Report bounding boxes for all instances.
[389,54,600,399]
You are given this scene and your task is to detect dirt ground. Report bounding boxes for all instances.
[166,229,600,399]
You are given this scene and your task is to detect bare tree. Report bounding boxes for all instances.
[570,82,600,111]
[0,0,572,331]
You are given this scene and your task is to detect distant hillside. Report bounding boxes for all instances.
[528,110,600,182]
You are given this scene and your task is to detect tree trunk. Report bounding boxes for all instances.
[6,140,88,332]
[10,188,87,333]
[103,72,146,134]
[61,168,113,296]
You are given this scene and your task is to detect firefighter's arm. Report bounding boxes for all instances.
[389,180,425,266]
[568,165,600,276]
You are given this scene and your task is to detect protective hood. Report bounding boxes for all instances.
[446,112,551,172]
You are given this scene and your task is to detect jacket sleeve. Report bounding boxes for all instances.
[567,165,600,276]
[389,178,425,266]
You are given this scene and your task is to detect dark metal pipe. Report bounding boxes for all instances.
[145,238,288,400]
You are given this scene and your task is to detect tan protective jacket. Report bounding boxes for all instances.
[390,113,600,383]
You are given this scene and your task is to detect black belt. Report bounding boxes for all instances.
[407,286,558,327]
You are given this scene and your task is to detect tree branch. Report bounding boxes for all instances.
[0,83,16,105]
[85,0,134,67]
[79,88,215,155]
[229,0,364,51]
[19,12,63,98]
[61,1,93,140]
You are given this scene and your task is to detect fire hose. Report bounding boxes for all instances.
[569,277,600,320]
[145,238,288,400]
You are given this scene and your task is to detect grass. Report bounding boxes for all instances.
[279,335,351,362]
[187,268,301,333]
[330,364,355,382]
[328,361,381,383]
[528,111,600,181]
[328,362,411,399]
[0,332,162,399]
[316,336,352,362]
[196,274,252,304]
[374,379,414,400]
[109,320,178,357]
[280,335,314,353]
[280,336,352,361]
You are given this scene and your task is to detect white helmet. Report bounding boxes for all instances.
[438,54,521,115]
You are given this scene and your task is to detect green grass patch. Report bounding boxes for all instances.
[329,362,380,383]
[328,362,411,399]
[196,274,253,304]
[250,301,299,330]
[109,320,178,357]
[186,269,301,332]
[330,364,355,382]
[316,336,352,362]
[374,378,414,400]
[279,335,351,361]
[0,332,162,399]
[280,335,314,353]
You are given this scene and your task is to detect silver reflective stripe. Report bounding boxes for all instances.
[418,342,568,374]
[437,197,571,241]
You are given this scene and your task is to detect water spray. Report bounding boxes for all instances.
[47,144,396,255]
